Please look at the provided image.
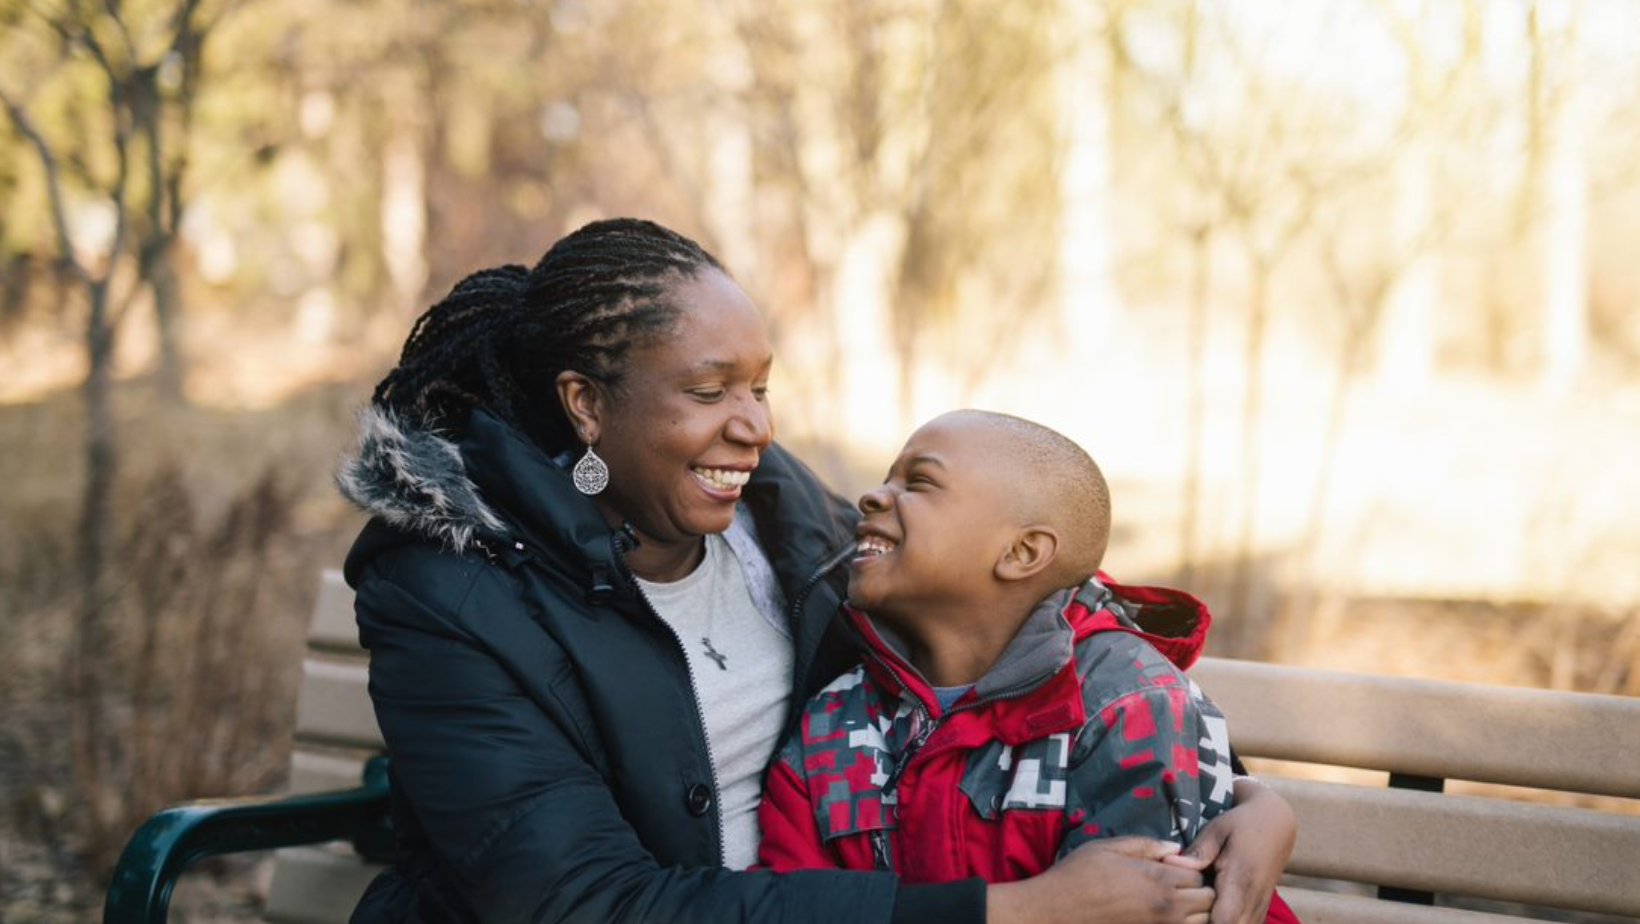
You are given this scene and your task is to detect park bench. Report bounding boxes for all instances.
[105,571,1640,924]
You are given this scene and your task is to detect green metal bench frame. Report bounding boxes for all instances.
[102,757,392,924]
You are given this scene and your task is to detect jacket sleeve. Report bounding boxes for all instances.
[1058,681,1236,858]
[357,562,905,924]
[754,742,842,871]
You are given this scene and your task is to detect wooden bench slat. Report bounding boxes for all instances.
[1280,888,1547,924]
[294,660,383,750]
[1194,657,1640,798]
[289,748,374,795]
[306,569,362,654]
[265,846,385,924]
[1274,778,1640,918]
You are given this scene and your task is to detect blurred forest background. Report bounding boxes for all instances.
[3,0,1639,918]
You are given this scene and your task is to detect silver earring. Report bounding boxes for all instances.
[573,444,610,495]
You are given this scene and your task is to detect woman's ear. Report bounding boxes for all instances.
[556,371,604,444]
[995,525,1059,583]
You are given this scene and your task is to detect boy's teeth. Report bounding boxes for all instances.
[693,467,750,490]
[855,536,896,557]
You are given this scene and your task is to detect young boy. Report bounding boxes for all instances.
[756,410,1296,921]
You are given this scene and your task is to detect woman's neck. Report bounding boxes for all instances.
[623,530,707,583]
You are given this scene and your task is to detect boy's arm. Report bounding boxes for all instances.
[755,739,845,871]
[1059,681,1235,859]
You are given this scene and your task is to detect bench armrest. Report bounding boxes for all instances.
[103,757,391,924]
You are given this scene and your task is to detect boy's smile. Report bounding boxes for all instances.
[853,532,898,560]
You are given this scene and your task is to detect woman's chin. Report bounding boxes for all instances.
[682,507,738,538]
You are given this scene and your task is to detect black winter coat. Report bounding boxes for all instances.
[338,408,982,924]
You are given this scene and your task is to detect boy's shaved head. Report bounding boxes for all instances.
[942,410,1111,584]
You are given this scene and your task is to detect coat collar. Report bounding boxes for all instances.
[845,575,1212,745]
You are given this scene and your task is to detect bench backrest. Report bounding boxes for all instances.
[264,577,1640,924]
[1192,656,1640,924]
[264,570,384,924]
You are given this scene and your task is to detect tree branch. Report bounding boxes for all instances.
[0,86,93,286]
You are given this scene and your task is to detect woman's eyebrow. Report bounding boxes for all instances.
[685,359,737,373]
[684,356,774,374]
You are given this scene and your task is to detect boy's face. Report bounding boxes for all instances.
[848,414,1021,623]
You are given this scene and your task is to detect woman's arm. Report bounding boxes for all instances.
[1176,778,1297,924]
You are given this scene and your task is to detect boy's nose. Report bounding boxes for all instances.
[857,485,893,514]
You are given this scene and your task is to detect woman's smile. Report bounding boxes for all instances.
[691,464,753,497]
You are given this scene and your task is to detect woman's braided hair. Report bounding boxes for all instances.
[372,218,725,453]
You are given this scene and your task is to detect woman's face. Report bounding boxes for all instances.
[587,269,775,550]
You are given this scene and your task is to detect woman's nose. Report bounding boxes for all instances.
[726,397,774,448]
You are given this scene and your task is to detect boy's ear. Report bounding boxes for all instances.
[995,525,1059,584]
[556,371,605,444]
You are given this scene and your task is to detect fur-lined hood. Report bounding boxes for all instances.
[336,405,506,553]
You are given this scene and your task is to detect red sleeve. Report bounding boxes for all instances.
[754,755,843,871]
[1265,890,1302,924]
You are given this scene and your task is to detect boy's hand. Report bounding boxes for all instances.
[1179,779,1297,924]
[988,837,1213,924]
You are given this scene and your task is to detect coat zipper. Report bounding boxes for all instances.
[615,534,728,868]
[785,542,855,639]
[610,533,853,868]
[871,650,1064,860]
[878,671,1050,797]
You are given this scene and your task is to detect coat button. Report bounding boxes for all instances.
[686,783,713,817]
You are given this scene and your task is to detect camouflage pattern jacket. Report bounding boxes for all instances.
[756,575,1237,883]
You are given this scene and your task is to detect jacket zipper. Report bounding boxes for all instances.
[878,670,1051,796]
[866,592,1082,791]
[785,542,855,639]
[615,534,728,868]
[870,667,1060,872]
[609,533,853,868]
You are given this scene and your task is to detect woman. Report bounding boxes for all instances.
[338,218,1294,924]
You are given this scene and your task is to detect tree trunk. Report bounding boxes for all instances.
[149,242,186,398]
[1375,146,1438,390]
[1178,226,1210,586]
[1538,57,1587,393]
[1227,254,1271,650]
[71,277,118,849]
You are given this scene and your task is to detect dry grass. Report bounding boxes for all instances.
[0,375,368,920]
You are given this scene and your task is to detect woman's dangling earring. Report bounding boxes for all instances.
[572,431,609,496]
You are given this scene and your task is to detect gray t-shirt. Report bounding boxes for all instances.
[637,530,794,869]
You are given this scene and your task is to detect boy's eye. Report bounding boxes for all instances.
[752,385,770,401]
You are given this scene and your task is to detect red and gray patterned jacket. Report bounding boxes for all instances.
[757,575,1296,924]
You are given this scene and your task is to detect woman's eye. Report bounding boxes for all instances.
[690,388,727,401]
[752,385,770,401]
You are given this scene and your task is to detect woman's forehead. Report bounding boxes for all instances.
[632,278,772,373]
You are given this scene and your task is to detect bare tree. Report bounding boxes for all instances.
[1,0,228,863]
[1,74,130,856]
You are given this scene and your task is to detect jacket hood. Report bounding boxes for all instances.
[335,405,507,554]
[1078,571,1212,671]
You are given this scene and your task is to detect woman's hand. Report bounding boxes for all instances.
[988,837,1214,924]
[1176,779,1297,924]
